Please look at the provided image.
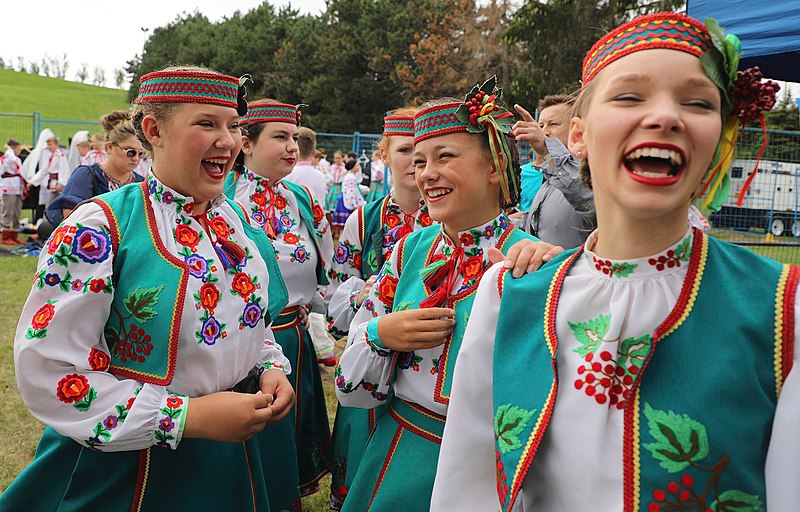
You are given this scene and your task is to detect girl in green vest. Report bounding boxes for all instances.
[3,67,295,511]
[224,99,333,506]
[432,13,799,512]
[334,77,561,511]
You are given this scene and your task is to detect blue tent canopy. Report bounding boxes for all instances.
[686,0,800,82]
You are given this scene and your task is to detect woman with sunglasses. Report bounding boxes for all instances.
[2,67,294,511]
[40,110,145,238]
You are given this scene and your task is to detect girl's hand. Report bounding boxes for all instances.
[259,369,295,423]
[183,391,273,442]
[297,306,309,328]
[511,104,548,155]
[489,240,563,277]
[356,275,378,307]
[376,308,455,352]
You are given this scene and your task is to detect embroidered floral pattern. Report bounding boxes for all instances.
[105,286,161,364]
[148,175,195,215]
[86,400,133,450]
[649,235,692,272]
[569,314,651,409]
[155,395,185,448]
[25,300,57,339]
[593,256,638,278]
[56,373,97,411]
[643,404,764,511]
[34,269,113,295]
[48,222,112,268]
[398,351,423,371]
[88,348,111,371]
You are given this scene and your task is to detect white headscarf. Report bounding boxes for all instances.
[68,130,90,170]
[21,128,55,181]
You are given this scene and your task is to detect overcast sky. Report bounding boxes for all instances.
[1,0,327,87]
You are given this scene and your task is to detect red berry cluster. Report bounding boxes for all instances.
[495,450,509,505]
[731,66,779,123]
[573,351,639,409]
[649,474,709,511]
[465,91,500,125]
[648,249,681,271]
[116,323,153,363]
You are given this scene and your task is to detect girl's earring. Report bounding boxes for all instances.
[576,150,583,157]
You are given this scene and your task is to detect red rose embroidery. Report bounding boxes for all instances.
[48,226,70,254]
[376,275,399,305]
[232,272,256,298]
[88,348,110,371]
[352,252,362,271]
[89,279,106,293]
[419,212,433,227]
[56,374,90,403]
[174,224,201,251]
[126,396,136,409]
[252,192,267,207]
[199,283,220,312]
[274,195,287,210]
[384,213,401,229]
[459,233,475,246]
[166,396,183,408]
[183,202,195,214]
[31,303,56,329]
[284,233,300,245]
[208,216,231,239]
[463,255,485,280]
[313,204,324,223]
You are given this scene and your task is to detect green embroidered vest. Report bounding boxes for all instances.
[224,172,328,286]
[491,231,798,511]
[359,195,392,278]
[93,182,288,386]
[392,223,532,406]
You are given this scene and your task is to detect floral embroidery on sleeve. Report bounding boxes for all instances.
[155,395,187,449]
[24,300,57,340]
[56,373,98,412]
[85,392,139,451]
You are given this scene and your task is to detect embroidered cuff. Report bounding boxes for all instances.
[155,393,188,450]
[260,360,289,376]
[366,317,390,355]
[349,290,360,312]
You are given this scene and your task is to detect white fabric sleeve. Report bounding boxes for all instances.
[430,263,503,511]
[13,202,188,452]
[259,326,291,375]
[764,284,800,510]
[326,210,366,334]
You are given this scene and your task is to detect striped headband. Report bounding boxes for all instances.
[413,103,466,145]
[136,70,240,110]
[383,114,414,137]
[582,12,713,86]
[241,101,303,126]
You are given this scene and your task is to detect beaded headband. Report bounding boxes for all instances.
[241,100,304,126]
[136,70,249,116]
[413,76,519,207]
[383,114,414,137]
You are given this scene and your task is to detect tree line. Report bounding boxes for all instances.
[1,53,127,89]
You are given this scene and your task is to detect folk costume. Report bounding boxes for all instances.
[225,100,334,504]
[1,146,25,243]
[366,158,386,202]
[67,130,90,171]
[1,70,293,512]
[325,115,434,509]
[325,161,347,213]
[30,141,70,207]
[332,164,365,227]
[335,79,533,511]
[431,14,800,512]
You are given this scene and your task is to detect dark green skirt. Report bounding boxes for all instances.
[269,307,330,496]
[340,398,445,512]
[0,426,270,511]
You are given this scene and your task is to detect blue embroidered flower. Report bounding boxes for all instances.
[499,216,509,230]
[242,302,262,328]
[333,243,350,264]
[250,210,266,228]
[293,246,308,263]
[147,179,157,194]
[280,214,293,231]
[185,254,208,279]
[72,227,111,264]
[44,273,61,286]
[201,316,222,345]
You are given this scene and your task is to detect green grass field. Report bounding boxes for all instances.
[0,69,131,145]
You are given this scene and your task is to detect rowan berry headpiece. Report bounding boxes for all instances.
[136,70,251,117]
[241,100,306,126]
[583,12,779,211]
[413,76,519,207]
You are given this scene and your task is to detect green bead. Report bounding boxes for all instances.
[725,33,742,53]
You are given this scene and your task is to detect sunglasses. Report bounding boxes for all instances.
[115,144,144,159]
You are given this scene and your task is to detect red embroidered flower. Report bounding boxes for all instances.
[459,232,475,246]
[252,192,267,207]
[56,374,90,403]
[88,348,110,371]
[352,252,362,271]
[183,202,195,214]
[313,204,324,224]
[174,224,201,251]
[418,211,433,227]
[208,216,231,239]
[463,255,485,280]
[274,195,287,210]
[166,396,183,408]
[199,283,220,312]
[47,225,71,254]
[232,272,256,298]
[31,303,56,330]
[126,396,136,409]
[384,213,401,229]
[376,275,399,305]
[284,233,300,245]
[89,279,106,293]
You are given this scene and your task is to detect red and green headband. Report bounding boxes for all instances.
[383,114,414,137]
[413,76,519,207]
[136,70,250,116]
[241,101,305,126]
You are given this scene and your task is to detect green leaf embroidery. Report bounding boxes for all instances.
[569,314,611,357]
[610,262,637,278]
[394,301,415,311]
[25,328,47,340]
[711,490,764,512]
[675,236,692,262]
[123,285,163,323]
[617,334,651,371]
[74,387,97,412]
[58,271,72,292]
[643,403,709,473]
[494,404,537,454]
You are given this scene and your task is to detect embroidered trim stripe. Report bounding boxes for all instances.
[388,403,444,443]
[130,448,150,512]
[775,264,800,396]
[367,426,404,511]
[242,441,258,512]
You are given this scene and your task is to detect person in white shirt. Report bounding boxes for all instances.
[1,139,26,244]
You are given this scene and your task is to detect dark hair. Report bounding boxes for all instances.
[345,159,357,171]
[537,94,576,111]
[297,127,316,159]
[346,151,357,159]
[6,139,20,147]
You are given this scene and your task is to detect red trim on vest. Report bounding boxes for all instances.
[130,448,150,512]
[368,425,404,511]
[92,198,121,255]
[782,265,799,382]
[242,441,258,512]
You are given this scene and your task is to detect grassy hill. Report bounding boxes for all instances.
[0,69,130,145]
